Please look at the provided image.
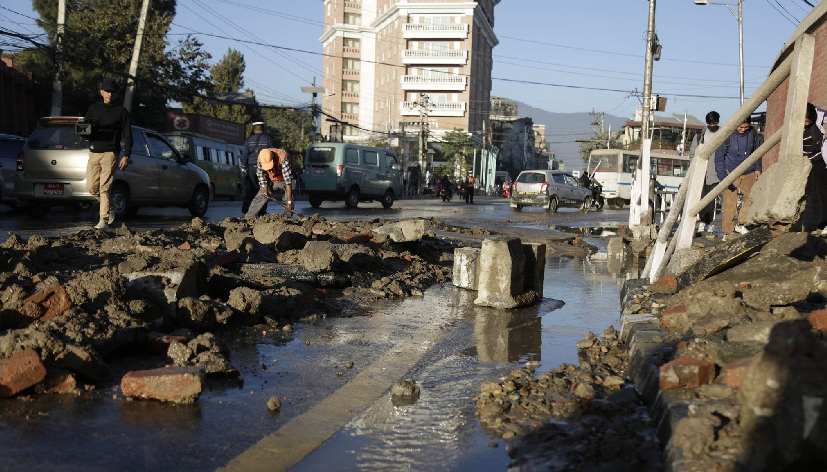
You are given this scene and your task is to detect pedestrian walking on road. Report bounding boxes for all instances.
[240,122,274,215]
[245,148,295,219]
[797,103,827,232]
[690,111,722,232]
[84,78,132,230]
[464,173,475,204]
[715,117,762,236]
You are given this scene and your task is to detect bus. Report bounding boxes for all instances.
[164,131,244,200]
[587,149,690,210]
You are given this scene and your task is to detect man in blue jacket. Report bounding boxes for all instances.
[714,118,762,236]
[240,122,274,215]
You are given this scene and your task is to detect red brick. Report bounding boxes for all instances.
[661,305,688,329]
[20,282,72,321]
[344,232,373,244]
[659,357,714,391]
[211,250,239,267]
[178,241,191,250]
[403,254,412,262]
[724,356,756,389]
[572,237,582,246]
[36,369,78,394]
[147,334,189,354]
[809,310,827,331]
[0,349,47,398]
[653,276,677,288]
[121,366,205,404]
[55,344,109,383]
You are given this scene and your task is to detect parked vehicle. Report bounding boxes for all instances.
[0,133,27,208]
[510,170,593,213]
[588,181,604,211]
[303,143,402,209]
[15,117,212,218]
[164,131,244,200]
[439,186,452,202]
[586,149,690,210]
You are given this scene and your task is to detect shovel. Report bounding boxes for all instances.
[266,195,305,218]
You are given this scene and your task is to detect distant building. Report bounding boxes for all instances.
[1,58,48,137]
[623,109,705,155]
[490,116,539,176]
[490,96,517,121]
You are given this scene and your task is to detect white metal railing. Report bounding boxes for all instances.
[343,47,360,54]
[402,49,467,59]
[400,101,466,116]
[404,23,467,33]
[401,75,465,85]
[642,33,814,282]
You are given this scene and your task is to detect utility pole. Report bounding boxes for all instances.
[301,78,324,143]
[633,0,657,227]
[679,109,688,156]
[50,0,66,116]
[418,93,430,194]
[123,0,151,112]
[641,0,657,142]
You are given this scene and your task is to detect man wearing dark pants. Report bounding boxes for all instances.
[84,78,131,229]
[240,122,274,215]
[245,148,295,219]
[464,172,475,204]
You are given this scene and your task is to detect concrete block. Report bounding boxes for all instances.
[373,219,425,243]
[452,247,481,290]
[124,261,208,310]
[474,237,526,309]
[522,243,546,298]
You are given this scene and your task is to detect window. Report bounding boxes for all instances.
[552,174,565,184]
[363,150,379,166]
[564,175,579,187]
[423,42,449,52]
[589,153,618,173]
[26,125,87,150]
[424,16,450,25]
[343,80,360,92]
[344,126,359,136]
[423,68,448,80]
[623,154,638,173]
[344,13,361,25]
[146,134,178,161]
[346,148,359,164]
[343,58,360,70]
[385,153,398,169]
[430,93,448,103]
[308,146,336,163]
[195,146,207,161]
[344,38,360,48]
[131,131,149,156]
[342,102,358,113]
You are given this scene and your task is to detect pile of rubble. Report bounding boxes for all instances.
[0,215,454,403]
[474,327,663,471]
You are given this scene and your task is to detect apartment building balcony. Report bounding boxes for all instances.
[341,112,359,122]
[401,49,468,65]
[343,1,361,12]
[343,69,360,78]
[402,23,469,39]
[401,75,467,91]
[342,46,360,57]
[341,91,360,101]
[400,101,466,117]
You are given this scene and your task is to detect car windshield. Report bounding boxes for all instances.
[0,140,25,158]
[27,125,87,150]
[308,147,336,163]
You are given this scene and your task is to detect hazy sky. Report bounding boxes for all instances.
[1,0,806,132]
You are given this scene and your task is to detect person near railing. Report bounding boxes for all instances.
[715,117,763,236]
[796,103,827,232]
[689,111,722,233]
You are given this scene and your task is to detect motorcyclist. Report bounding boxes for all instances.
[439,175,453,200]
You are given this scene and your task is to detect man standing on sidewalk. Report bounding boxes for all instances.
[84,78,131,229]
[715,118,762,237]
[240,122,274,215]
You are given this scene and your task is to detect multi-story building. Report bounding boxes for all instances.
[319,0,499,143]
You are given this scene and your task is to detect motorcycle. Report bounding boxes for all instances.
[502,183,511,199]
[439,186,453,202]
[588,182,604,211]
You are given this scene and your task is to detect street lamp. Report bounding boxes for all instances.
[695,0,745,105]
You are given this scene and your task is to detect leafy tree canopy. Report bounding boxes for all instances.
[183,48,253,131]
[260,107,315,168]
[578,130,625,165]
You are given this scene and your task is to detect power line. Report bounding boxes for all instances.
[766,0,799,25]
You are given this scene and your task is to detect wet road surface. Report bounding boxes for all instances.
[0,256,623,471]
[0,196,628,244]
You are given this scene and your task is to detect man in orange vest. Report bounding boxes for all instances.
[464,172,475,204]
[244,148,295,218]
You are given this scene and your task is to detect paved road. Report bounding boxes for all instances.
[0,196,629,243]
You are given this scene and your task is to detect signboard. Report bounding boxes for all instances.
[166,112,246,145]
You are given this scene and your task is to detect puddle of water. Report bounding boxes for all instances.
[292,257,622,472]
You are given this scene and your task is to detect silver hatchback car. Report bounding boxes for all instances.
[15,117,212,218]
[510,170,593,212]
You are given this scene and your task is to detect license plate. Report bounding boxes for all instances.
[520,191,537,195]
[314,168,325,174]
[43,183,64,195]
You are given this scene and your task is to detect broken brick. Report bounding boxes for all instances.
[344,232,373,244]
[403,255,413,262]
[121,366,205,404]
[650,276,678,295]
[209,250,240,268]
[147,334,189,355]
[178,241,191,250]
[808,309,827,331]
[20,282,72,321]
[36,369,78,394]
[0,349,47,398]
[659,357,714,391]
[724,356,756,389]
[661,305,688,329]
[55,344,109,383]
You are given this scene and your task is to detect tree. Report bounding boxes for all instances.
[183,48,253,130]
[261,107,315,168]
[578,130,625,165]
[16,0,211,129]
[440,128,474,177]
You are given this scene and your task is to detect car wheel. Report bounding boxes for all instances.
[594,197,604,211]
[111,183,130,219]
[72,201,94,212]
[26,202,50,218]
[513,205,523,212]
[546,196,559,213]
[126,206,140,217]
[609,198,624,210]
[581,196,592,213]
[309,194,322,208]
[188,185,210,217]
[381,190,394,209]
[345,188,359,209]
